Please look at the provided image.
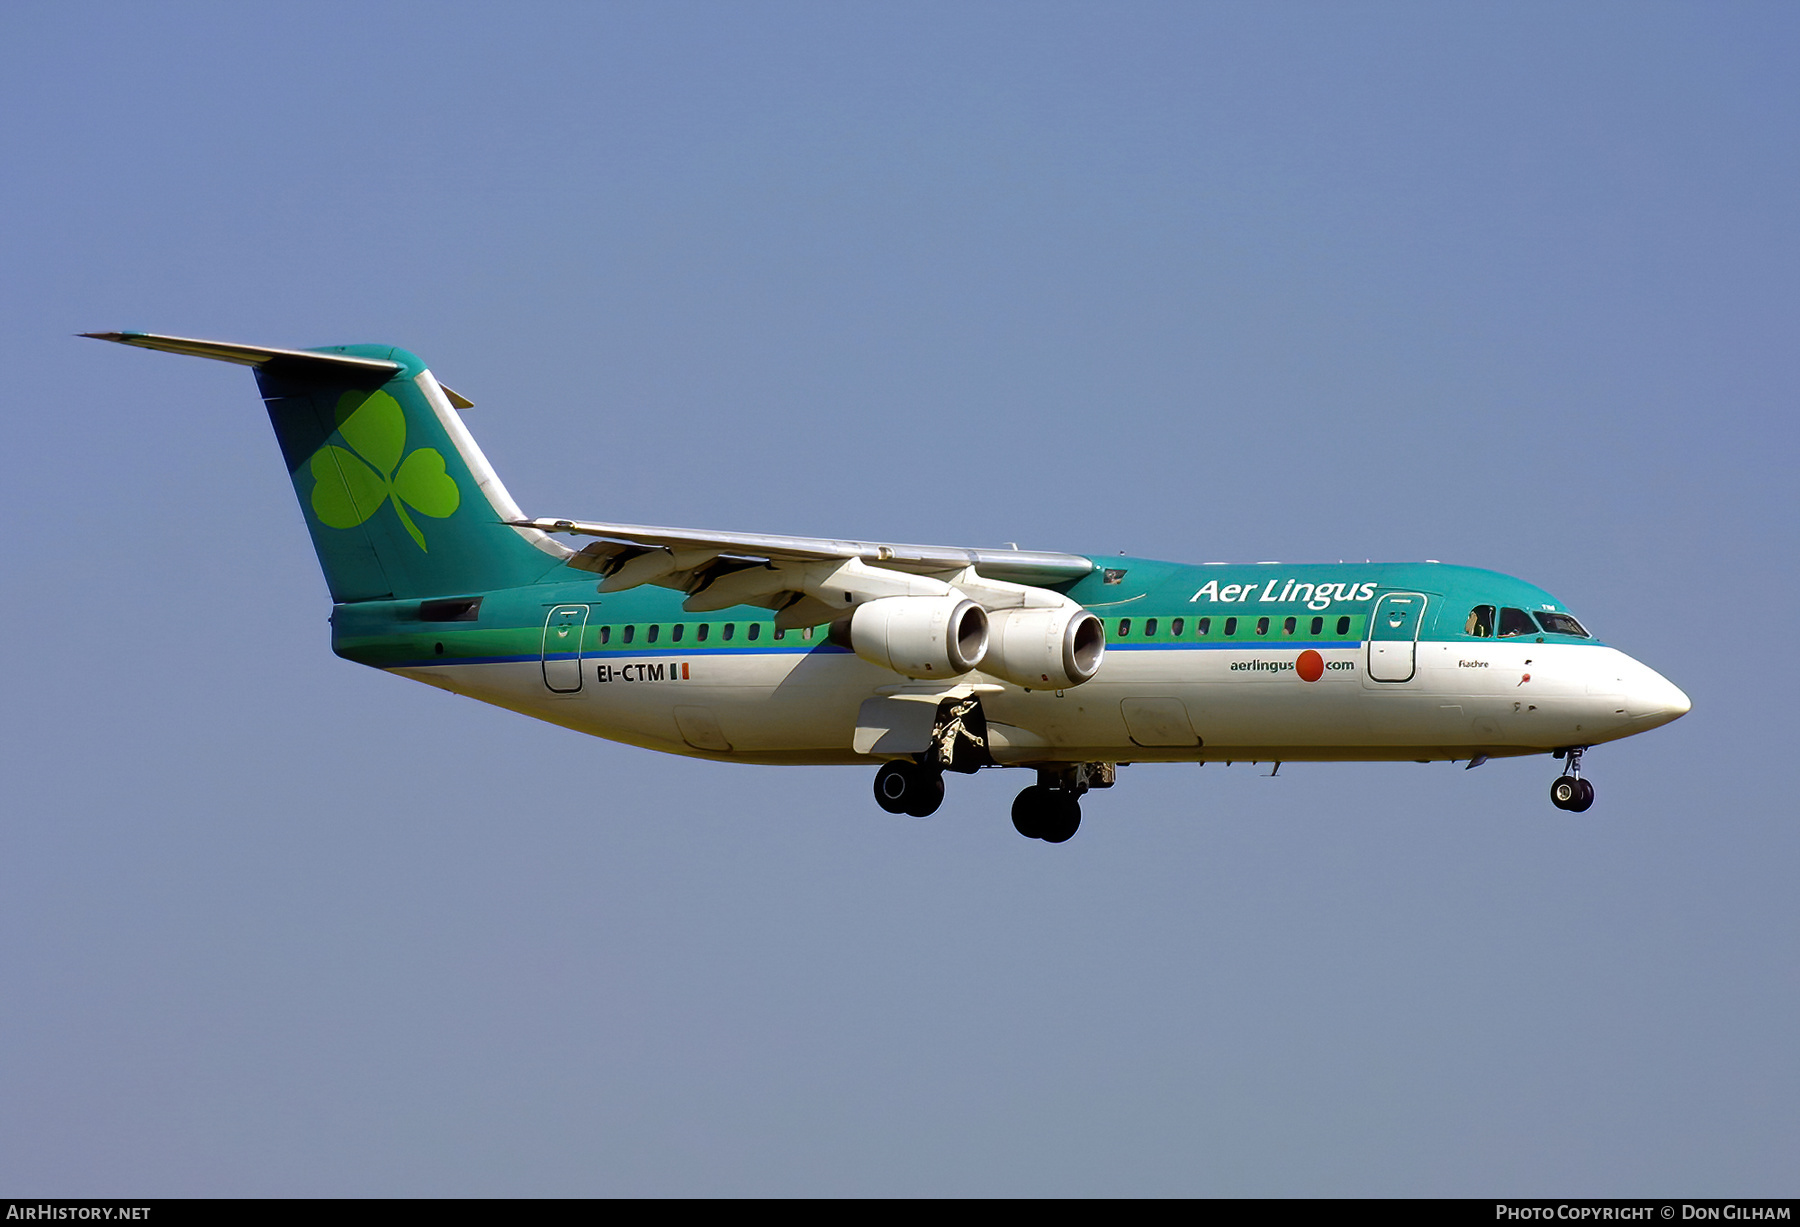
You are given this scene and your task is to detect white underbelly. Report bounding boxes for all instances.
[399,639,1630,762]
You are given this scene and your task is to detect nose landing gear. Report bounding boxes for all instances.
[1550,747,1595,812]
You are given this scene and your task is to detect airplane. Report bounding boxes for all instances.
[86,331,1692,842]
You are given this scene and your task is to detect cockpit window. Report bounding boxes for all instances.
[1465,605,1495,638]
[1498,607,1538,637]
[1534,611,1590,638]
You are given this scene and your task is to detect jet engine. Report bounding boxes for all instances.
[982,606,1105,690]
[847,596,990,679]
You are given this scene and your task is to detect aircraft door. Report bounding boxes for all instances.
[1367,593,1427,683]
[541,605,589,693]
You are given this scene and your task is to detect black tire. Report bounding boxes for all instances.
[1039,794,1082,843]
[1550,776,1580,810]
[874,761,915,814]
[1011,786,1047,839]
[1567,778,1595,813]
[905,770,945,818]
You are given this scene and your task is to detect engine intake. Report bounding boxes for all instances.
[983,606,1105,689]
[847,596,989,679]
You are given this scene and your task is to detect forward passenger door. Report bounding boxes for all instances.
[1367,593,1427,683]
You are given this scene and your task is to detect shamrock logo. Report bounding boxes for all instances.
[308,390,459,551]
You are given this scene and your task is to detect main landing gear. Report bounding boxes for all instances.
[867,696,1118,840]
[1011,784,1081,843]
[871,694,990,820]
[868,756,1116,843]
[1550,747,1595,812]
[873,759,945,818]
[1012,763,1115,843]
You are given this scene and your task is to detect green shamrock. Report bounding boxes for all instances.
[308,390,459,551]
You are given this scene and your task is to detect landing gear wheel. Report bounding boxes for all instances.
[1011,786,1048,839]
[1550,747,1595,812]
[1012,780,1086,842]
[1038,794,1082,843]
[875,762,912,814]
[873,761,944,818]
[905,770,945,818]
[1567,778,1595,813]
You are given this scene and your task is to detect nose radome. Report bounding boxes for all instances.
[1630,666,1691,727]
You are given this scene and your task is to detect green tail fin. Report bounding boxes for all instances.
[88,332,570,601]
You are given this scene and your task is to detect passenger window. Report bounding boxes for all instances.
[1310,616,1323,636]
[1283,616,1296,635]
[623,625,635,645]
[1255,616,1269,635]
[696,623,709,642]
[1144,618,1157,637]
[647,625,659,644]
[599,626,611,645]
[1171,618,1184,637]
[747,623,761,641]
[1534,612,1590,638]
[1118,619,1131,637]
[773,628,786,640]
[1197,617,1211,635]
[1336,615,1350,636]
[1465,605,1495,638]
[672,624,684,642]
[1499,607,1537,637]
[1224,617,1238,636]
[722,623,735,641]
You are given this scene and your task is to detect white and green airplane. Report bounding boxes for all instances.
[90,332,1691,841]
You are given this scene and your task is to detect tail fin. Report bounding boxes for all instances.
[86,332,570,601]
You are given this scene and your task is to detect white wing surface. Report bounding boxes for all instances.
[512,516,1095,629]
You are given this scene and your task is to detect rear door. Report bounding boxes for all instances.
[541,605,589,693]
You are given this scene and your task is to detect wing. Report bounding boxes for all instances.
[511,516,1095,628]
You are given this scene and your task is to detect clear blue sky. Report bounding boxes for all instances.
[3,1,1795,1195]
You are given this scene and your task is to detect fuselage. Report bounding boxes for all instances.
[332,558,1691,768]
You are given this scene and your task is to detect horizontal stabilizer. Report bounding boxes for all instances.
[84,330,398,380]
[83,332,476,406]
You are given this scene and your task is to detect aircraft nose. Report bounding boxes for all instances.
[1627,665,1691,728]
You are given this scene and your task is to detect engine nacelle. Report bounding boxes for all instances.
[982,606,1105,690]
[848,596,989,679]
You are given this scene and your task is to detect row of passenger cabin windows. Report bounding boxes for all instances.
[595,622,814,646]
[1463,606,1590,639]
[1114,614,1358,639]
